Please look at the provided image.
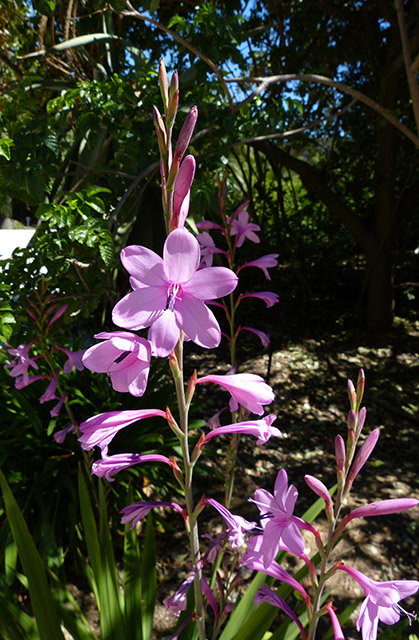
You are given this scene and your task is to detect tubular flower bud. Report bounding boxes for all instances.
[345,428,379,493]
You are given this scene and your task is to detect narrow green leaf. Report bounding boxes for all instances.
[0,471,66,640]
[21,34,120,59]
[0,596,38,640]
[123,518,143,640]
[98,479,125,640]
[140,514,156,640]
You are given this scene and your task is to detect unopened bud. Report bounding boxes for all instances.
[167,88,179,128]
[169,350,182,379]
[347,379,356,411]
[356,406,366,437]
[166,406,183,437]
[158,58,169,113]
[185,369,198,407]
[356,368,365,410]
[345,428,379,493]
[334,435,346,472]
[168,106,198,186]
[191,432,205,464]
[153,106,167,157]
[46,303,68,329]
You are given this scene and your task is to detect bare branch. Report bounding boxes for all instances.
[226,74,419,148]
[231,99,357,146]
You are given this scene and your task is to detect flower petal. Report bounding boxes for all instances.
[148,309,181,357]
[163,228,200,283]
[176,294,221,349]
[185,266,238,300]
[121,245,166,286]
[112,287,166,330]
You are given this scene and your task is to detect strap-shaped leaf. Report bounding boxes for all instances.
[0,471,66,640]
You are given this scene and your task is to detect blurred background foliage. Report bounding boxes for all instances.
[0,0,418,637]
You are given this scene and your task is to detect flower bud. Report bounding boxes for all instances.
[334,435,346,473]
[158,58,169,112]
[356,368,365,410]
[347,378,356,411]
[185,369,198,407]
[166,406,184,437]
[345,427,379,494]
[356,406,366,437]
[305,475,332,508]
[168,106,198,187]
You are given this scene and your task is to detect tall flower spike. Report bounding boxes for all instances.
[112,229,238,357]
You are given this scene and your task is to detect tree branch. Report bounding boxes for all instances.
[226,74,419,148]
[395,0,419,133]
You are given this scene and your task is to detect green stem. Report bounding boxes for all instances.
[172,338,207,640]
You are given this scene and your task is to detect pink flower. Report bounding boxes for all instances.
[5,340,40,377]
[112,229,238,357]
[204,414,281,445]
[242,536,309,600]
[39,370,60,404]
[345,428,380,491]
[196,373,274,415]
[338,564,419,640]
[241,326,270,348]
[325,602,345,640]
[172,154,195,229]
[197,231,225,267]
[120,500,184,529]
[249,469,305,566]
[229,210,260,247]
[205,498,256,548]
[50,394,67,417]
[91,452,171,481]
[82,331,151,397]
[255,585,307,639]
[195,220,224,232]
[53,423,76,444]
[345,498,418,523]
[238,254,279,281]
[304,475,333,507]
[78,409,167,452]
[240,291,279,308]
[164,571,196,617]
[15,374,49,389]
[55,346,85,373]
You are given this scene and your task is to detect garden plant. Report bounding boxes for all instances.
[2,58,418,640]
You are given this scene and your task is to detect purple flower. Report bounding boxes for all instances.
[39,370,60,404]
[241,326,270,348]
[15,374,49,389]
[197,231,225,267]
[196,373,274,415]
[338,564,419,640]
[325,602,345,640]
[112,229,238,357]
[242,536,309,600]
[5,340,40,377]
[121,500,184,529]
[50,394,67,417]
[238,254,279,281]
[55,346,85,373]
[229,209,260,247]
[240,291,279,308]
[205,498,256,548]
[92,452,171,482]
[82,331,151,397]
[53,423,76,444]
[345,498,418,523]
[78,408,167,452]
[195,220,224,232]
[164,571,196,617]
[255,584,307,639]
[249,469,305,566]
[204,414,281,446]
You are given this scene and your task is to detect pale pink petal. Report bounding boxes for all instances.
[112,287,166,329]
[148,309,181,357]
[185,267,238,300]
[176,294,221,349]
[163,228,200,283]
[120,245,166,286]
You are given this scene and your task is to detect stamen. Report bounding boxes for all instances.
[166,283,181,311]
[393,603,417,625]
